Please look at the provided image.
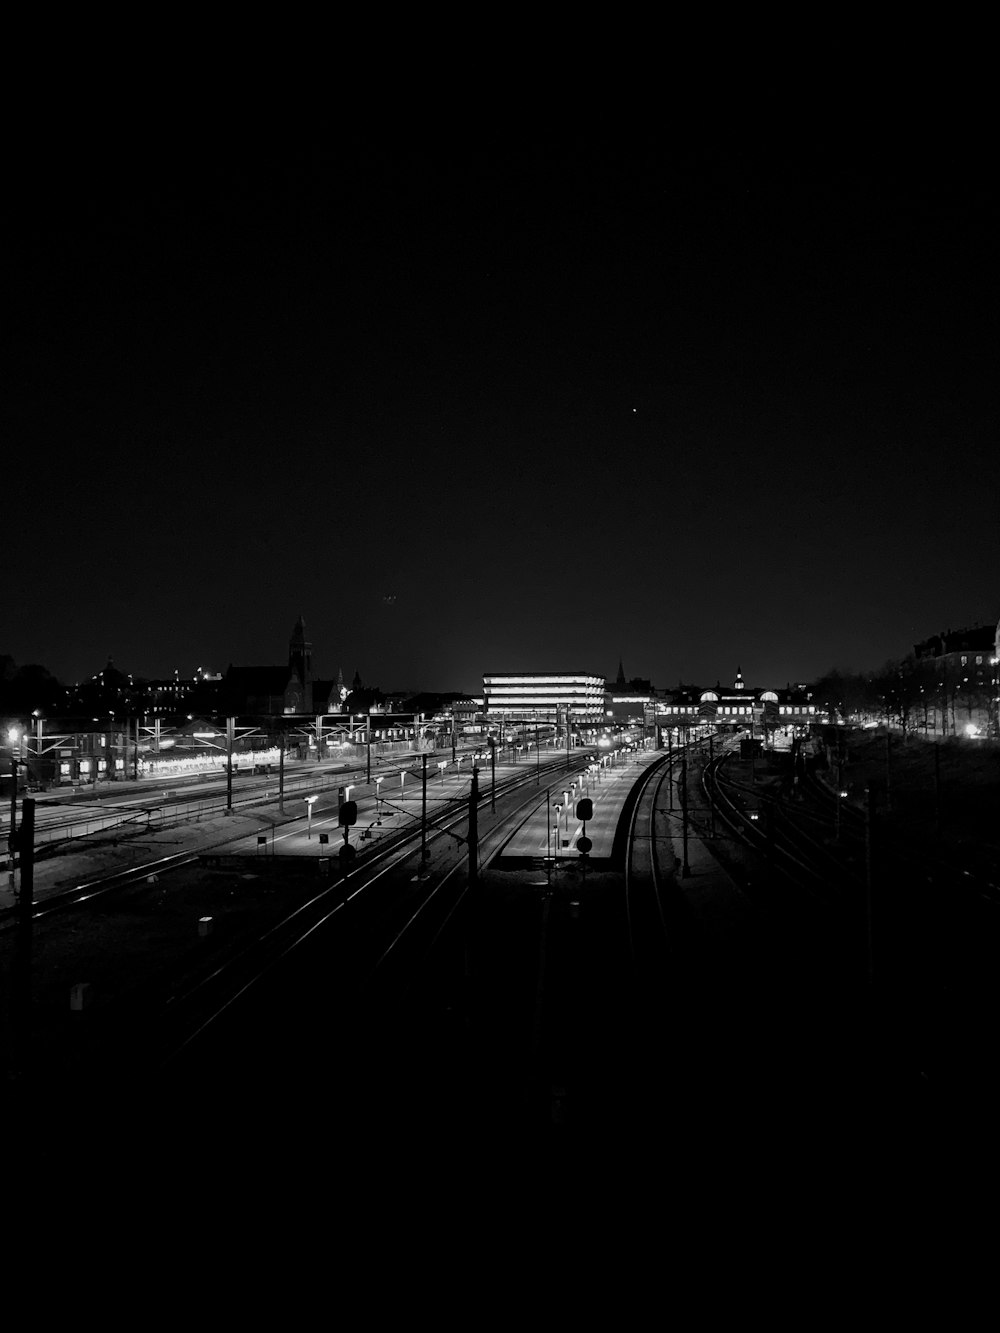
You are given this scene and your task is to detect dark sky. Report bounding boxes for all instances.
[8,109,998,695]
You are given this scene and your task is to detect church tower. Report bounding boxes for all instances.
[288,615,313,713]
[616,658,626,688]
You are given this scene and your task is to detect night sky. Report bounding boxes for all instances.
[8,107,998,696]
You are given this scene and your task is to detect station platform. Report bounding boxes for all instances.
[215,752,561,862]
[494,750,663,868]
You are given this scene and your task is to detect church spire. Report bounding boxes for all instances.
[288,615,313,712]
[616,657,626,687]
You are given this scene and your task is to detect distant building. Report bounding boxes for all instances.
[143,666,222,716]
[913,623,998,736]
[660,669,817,736]
[482,672,605,721]
[224,616,328,716]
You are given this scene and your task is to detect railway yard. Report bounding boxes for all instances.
[2,731,998,1179]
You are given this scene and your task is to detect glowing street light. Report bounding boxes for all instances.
[437,759,448,785]
[304,794,318,840]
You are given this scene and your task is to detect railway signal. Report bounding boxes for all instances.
[575,796,593,880]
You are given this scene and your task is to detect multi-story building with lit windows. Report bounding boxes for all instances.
[482,672,605,722]
[913,623,999,736]
[659,670,820,737]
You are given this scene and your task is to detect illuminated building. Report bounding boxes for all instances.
[482,672,605,722]
[660,670,818,737]
[913,623,999,736]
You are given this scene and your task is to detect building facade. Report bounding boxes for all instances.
[482,672,606,722]
[913,623,999,736]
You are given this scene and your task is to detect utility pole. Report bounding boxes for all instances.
[835,763,842,841]
[535,720,540,784]
[489,738,496,813]
[226,716,235,810]
[709,733,716,837]
[8,758,17,852]
[680,749,691,877]
[451,705,457,763]
[279,730,286,815]
[366,712,372,783]
[468,765,479,890]
[865,786,875,986]
[668,729,674,811]
[546,787,552,887]
[12,797,35,1074]
[420,753,428,869]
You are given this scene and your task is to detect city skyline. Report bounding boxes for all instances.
[9,120,998,695]
[6,609,998,702]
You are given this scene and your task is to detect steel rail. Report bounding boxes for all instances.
[624,752,680,977]
[158,752,594,1064]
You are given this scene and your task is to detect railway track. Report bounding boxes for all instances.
[624,746,695,993]
[4,752,591,1100]
[699,744,1000,1106]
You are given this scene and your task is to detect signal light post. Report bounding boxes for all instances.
[576,796,593,885]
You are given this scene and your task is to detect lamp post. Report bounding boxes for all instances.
[7,726,21,838]
[375,775,384,824]
[304,794,317,839]
[437,759,447,786]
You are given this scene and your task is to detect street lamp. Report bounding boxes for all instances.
[304,794,318,840]
[7,726,22,843]
[437,759,447,785]
[374,775,384,823]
